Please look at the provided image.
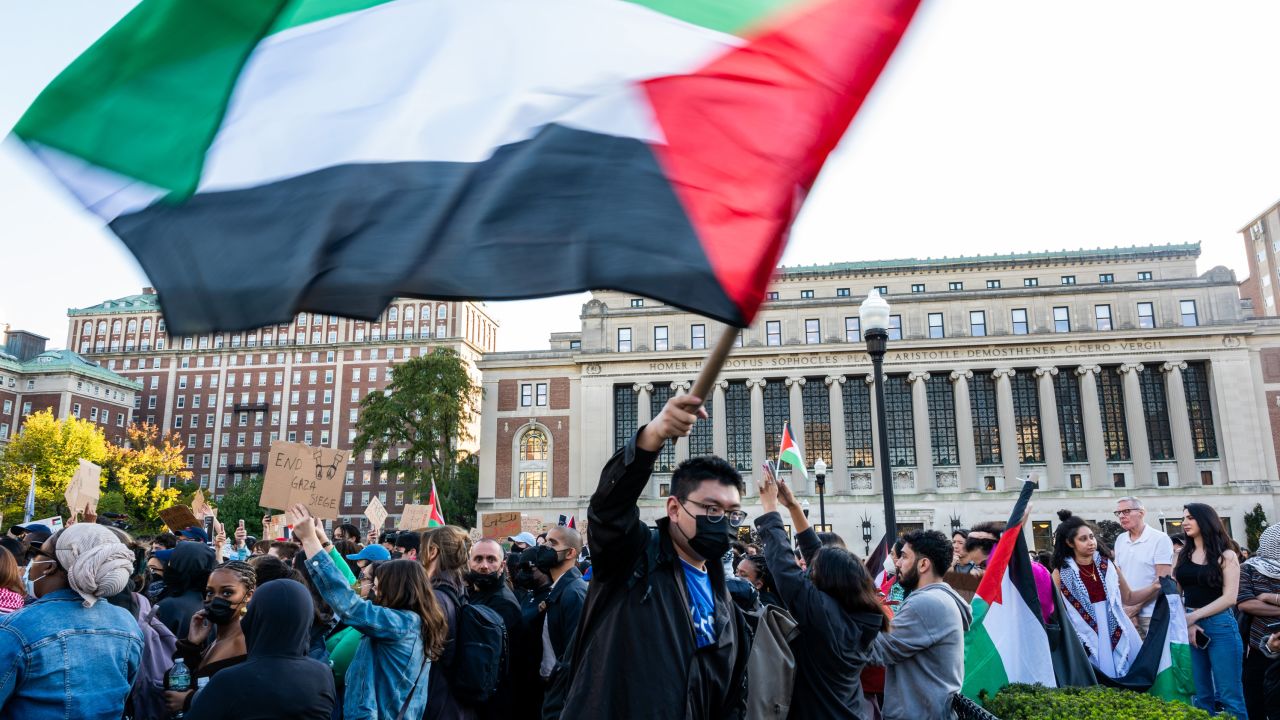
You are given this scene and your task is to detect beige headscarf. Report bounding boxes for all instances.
[51,523,135,607]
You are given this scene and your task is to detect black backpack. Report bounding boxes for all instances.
[440,584,508,704]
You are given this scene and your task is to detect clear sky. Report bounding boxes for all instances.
[2,1,1277,351]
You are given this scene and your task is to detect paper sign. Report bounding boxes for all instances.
[263,513,289,541]
[159,505,202,533]
[65,459,101,513]
[481,512,522,540]
[399,503,433,531]
[259,440,348,520]
[364,496,388,531]
[521,517,546,534]
[191,489,212,519]
[31,515,64,531]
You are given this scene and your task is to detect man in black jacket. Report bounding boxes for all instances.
[467,538,522,720]
[513,550,553,720]
[538,525,588,714]
[557,394,750,719]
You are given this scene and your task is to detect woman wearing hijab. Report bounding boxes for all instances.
[165,561,256,715]
[155,541,217,638]
[1237,524,1280,719]
[185,578,336,720]
[0,523,143,719]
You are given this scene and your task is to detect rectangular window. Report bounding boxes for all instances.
[1200,470,1213,486]
[1138,271,1152,281]
[689,390,714,458]
[536,383,548,406]
[970,374,1001,465]
[518,471,548,498]
[1097,367,1130,461]
[842,380,873,468]
[1053,307,1071,333]
[911,284,925,293]
[1024,278,1038,287]
[948,281,963,291]
[1099,273,1114,283]
[804,319,821,344]
[757,381,790,467]
[613,385,638,451]
[617,328,632,352]
[1113,473,1126,488]
[630,298,644,308]
[969,311,986,337]
[927,313,944,339]
[649,384,675,472]
[1094,304,1113,331]
[836,288,851,297]
[653,326,668,351]
[800,289,814,299]
[888,315,903,341]
[926,375,958,466]
[844,317,860,343]
[884,375,915,466]
[1180,300,1198,327]
[766,291,779,300]
[1182,362,1218,459]
[1138,370,1173,461]
[1137,302,1155,329]
[874,285,888,296]
[725,381,751,470]
[801,379,831,468]
[986,279,1001,289]
[1011,308,1029,335]
[766,320,782,346]
[1070,473,1083,489]
[1054,371,1087,463]
[1061,275,1076,285]
[1156,470,1170,487]
[1010,372,1043,463]
[520,384,533,407]
[690,324,706,350]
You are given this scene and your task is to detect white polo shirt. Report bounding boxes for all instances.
[1114,523,1174,617]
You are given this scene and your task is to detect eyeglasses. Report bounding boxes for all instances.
[1113,509,1139,517]
[682,500,748,527]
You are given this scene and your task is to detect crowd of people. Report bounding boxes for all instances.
[0,393,1278,719]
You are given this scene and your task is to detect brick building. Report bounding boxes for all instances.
[1240,199,1280,316]
[68,290,498,528]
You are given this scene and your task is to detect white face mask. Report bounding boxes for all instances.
[883,556,897,575]
[23,559,55,597]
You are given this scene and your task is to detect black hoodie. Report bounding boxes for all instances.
[185,579,336,720]
[156,542,216,638]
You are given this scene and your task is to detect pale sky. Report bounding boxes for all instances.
[2,1,1277,352]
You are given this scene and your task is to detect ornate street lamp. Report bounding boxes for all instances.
[860,289,897,542]
[814,458,827,531]
[861,513,874,556]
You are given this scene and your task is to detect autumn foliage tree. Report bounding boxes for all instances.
[101,423,187,531]
[0,409,107,522]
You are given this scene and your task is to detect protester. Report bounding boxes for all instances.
[757,468,888,719]
[185,578,337,720]
[466,538,521,720]
[951,529,969,568]
[334,523,362,545]
[1176,502,1248,718]
[155,540,216,638]
[954,522,1001,576]
[0,549,24,614]
[421,524,476,720]
[269,540,301,563]
[220,519,253,562]
[252,539,273,556]
[396,531,421,561]
[165,560,256,715]
[1050,511,1156,679]
[249,553,297,586]
[0,523,143,719]
[290,555,340,663]
[512,548,554,720]
[559,394,750,719]
[347,543,392,596]
[735,554,780,608]
[508,532,536,557]
[178,526,210,544]
[1112,496,1174,639]
[292,503,446,720]
[151,533,179,553]
[537,524,588,709]
[867,529,971,720]
[144,551,167,602]
[1237,523,1280,720]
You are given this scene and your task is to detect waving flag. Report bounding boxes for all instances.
[426,480,446,528]
[778,422,808,478]
[12,0,921,335]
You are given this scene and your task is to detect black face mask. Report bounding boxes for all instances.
[687,514,732,562]
[465,571,505,593]
[531,545,561,572]
[514,568,546,591]
[204,597,239,625]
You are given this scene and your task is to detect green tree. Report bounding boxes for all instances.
[1096,519,1124,549]
[439,453,480,528]
[1245,503,1269,552]
[211,475,269,539]
[353,349,480,523]
[0,409,107,521]
[100,423,186,532]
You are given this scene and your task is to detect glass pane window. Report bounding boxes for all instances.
[844,317,861,343]
[520,429,548,461]
[928,313,944,339]
[520,384,533,407]
[1099,273,1114,283]
[763,382,790,461]
[1010,372,1043,463]
[518,471,548,498]
[801,379,831,466]
[1054,371,1087,462]
[1180,300,1198,327]
[536,383,548,406]
[1097,368,1130,461]
[725,381,752,470]
[654,326,669,351]
[1137,302,1155,329]
[766,321,782,346]
[1024,278,1038,287]
[1061,275,1076,285]
[987,280,1001,289]
[613,385,637,451]
[691,324,706,350]
[842,381,873,468]
[926,375,958,465]
[805,319,821,344]
[970,374,1001,465]
[969,311,986,337]
[883,375,915,466]
[1139,370,1173,460]
[689,390,714,457]
[1094,305,1112,331]
[649,384,675,472]
[1182,362,1218,458]
[617,328,632,352]
[1053,307,1070,333]
[888,315,902,341]
[1011,308,1029,335]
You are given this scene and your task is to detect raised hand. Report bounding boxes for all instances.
[758,463,779,513]
[188,609,212,645]
[287,503,315,542]
[83,503,97,525]
[638,394,708,451]
[234,519,247,548]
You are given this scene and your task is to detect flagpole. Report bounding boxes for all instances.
[23,466,36,523]
[690,328,740,404]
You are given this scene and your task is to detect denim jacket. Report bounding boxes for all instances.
[307,551,430,720]
[0,588,143,720]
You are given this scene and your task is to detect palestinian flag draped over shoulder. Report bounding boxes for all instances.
[13,0,921,335]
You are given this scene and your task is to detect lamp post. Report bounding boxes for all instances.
[860,289,897,542]
[861,513,874,556]
[814,458,827,531]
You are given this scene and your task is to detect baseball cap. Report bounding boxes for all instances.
[179,527,210,543]
[346,545,392,562]
[507,532,536,547]
[18,523,53,536]
[153,548,175,562]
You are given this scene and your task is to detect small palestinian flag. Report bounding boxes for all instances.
[778,422,808,478]
[12,0,921,335]
[426,480,446,528]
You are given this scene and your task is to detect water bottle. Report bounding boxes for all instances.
[167,658,191,718]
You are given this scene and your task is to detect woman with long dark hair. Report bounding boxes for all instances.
[734,554,780,608]
[421,525,476,720]
[756,468,889,718]
[1050,510,1158,679]
[1175,502,1247,718]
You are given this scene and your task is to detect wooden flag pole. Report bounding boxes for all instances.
[690,328,740,403]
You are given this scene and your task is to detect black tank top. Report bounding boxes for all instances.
[1174,558,1220,609]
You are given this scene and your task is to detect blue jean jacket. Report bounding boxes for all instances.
[307,551,430,720]
[0,588,142,720]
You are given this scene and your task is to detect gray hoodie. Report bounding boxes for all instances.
[866,582,973,720]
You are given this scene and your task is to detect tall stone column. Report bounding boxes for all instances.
[950,370,977,492]
[748,379,767,495]
[866,375,885,493]
[785,377,807,493]
[712,380,728,459]
[826,376,848,491]
[1119,364,1152,488]
[671,381,692,464]
[992,369,1020,485]
[634,383,653,426]
[908,372,933,491]
[1034,367,1064,489]
[1161,361,1197,487]
[1076,365,1108,489]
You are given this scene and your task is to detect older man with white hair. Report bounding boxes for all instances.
[1112,496,1173,639]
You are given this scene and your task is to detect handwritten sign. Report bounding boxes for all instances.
[159,505,202,533]
[263,513,289,541]
[191,489,212,519]
[65,459,101,513]
[364,496,388,531]
[259,441,348,520]
[399,503,433,531]
[481,512,522,540]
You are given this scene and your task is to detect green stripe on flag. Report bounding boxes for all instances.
[14,0,290,197]
[623,0,807,35]
[1149,643,1193,704]
[961,597,1010,703]
[269,0,396,34]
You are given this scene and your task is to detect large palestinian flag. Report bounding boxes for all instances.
[1099,577,1194,704]
[13,0,921,335]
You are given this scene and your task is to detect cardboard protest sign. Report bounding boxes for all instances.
[64,459,101,513]
[521,517,546,534]
[399,503,433,531]
[159,505,202,533]
[263,513,289,541]
[259,441,348,520]
[191,489,212,519]
[481,512,522,540]
[364,496,388,530]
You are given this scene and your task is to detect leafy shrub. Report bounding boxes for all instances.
[982,684,1219,720]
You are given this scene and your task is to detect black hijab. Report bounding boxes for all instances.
[163,542,216,597]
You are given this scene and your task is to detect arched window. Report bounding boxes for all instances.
[404,306,414,321]
[388,306,398,322]
[97,321,107,334]
[126,319,137,332]
[517,427,549,498]
[437,304,447,319]
[112,320,121,333]
[142,318,152,332]
[81,322,91,336]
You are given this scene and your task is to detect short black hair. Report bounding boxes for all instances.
[395,530,420,554]
[336,523,360,540]
[152,532,179,549]
[671,456,744,501]
[901,529,952,577]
